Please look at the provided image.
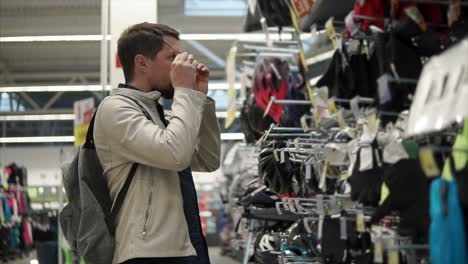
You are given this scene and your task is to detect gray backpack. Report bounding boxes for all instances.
[59,96,153,264]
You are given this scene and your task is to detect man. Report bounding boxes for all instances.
[93,22,221,264]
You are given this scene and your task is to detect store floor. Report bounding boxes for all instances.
[8,247,240,264]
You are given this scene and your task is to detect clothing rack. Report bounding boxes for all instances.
[223,1,468,263]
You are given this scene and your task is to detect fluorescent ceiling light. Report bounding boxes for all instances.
[0,114,74,121]
[0,34,294,42]
[0,85,111,93]
[181,33,293,41]
[0,134,244,143]
[0,136,75,143]
[220,133,245,141]
[0,35,112,42]
[0,83,238,93]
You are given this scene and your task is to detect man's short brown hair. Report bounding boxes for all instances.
[117,22,180,82]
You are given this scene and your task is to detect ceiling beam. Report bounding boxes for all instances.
[17,92,41,109]
[42,92,64,110]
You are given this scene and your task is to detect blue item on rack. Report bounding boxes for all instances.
[430,178,468,264]
[9,226,20,253]
[1,198,11,223]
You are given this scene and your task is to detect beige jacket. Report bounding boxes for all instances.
[93,87,221,264]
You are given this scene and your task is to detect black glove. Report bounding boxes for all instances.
[347,145,385,207]
[372,159,430,243]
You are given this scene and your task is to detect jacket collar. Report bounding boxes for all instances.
[112,83,162,104]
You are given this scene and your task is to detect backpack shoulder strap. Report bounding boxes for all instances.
[84,94,158,149]
[85,94,166,223]
[84,111,98,149]
[116,94,154,122]
[109,162,138,225]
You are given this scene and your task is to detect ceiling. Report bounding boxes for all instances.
[0,0,245,86]
[0,0,333,142]
[0,0,247,140]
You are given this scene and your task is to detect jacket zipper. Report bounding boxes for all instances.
[142,176,154,239]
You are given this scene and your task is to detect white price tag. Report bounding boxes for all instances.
[280,150,286,164]
[359,146,374,171]
[305,162,312,180]
[378,74,392,105]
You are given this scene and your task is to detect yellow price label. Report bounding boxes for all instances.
[344,127,357,139]
[367,112,378,134]
[307,85,317,108]
[419,148,440,177]
[325,17,337,49]
[373,240,384,263]
[325,17,336,38]
[327,98,337,115]
[300,115,309,131]
[74,124,90,147]
[313,109,321,128]
[356,212,365,232]
[337,109,346,129]
[300,49,309,72]
[323,160,329,174]
[289,6,309,72]
[388,250,399,264]
[289,7,301,33]
[379,182,390,206]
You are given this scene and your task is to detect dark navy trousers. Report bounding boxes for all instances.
[123,168,211,264]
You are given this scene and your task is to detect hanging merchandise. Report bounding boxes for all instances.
[243,0,292,32]
[430,177,468,264]
[371,159,430,243]
[221,0,468,263]
[240,93,276,142]
[353,0,385,32]
[281,71,310,127]
[407,38,468,136]
[253,58,289,124]
[347,144,385,207]
[299,0,355,32]
[253,232,282,264]
[0,163,33,263]
[280,219,320,259]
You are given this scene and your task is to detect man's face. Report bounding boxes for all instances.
[145,36,180,99]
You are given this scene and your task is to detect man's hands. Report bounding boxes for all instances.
[195,62,209,95]
[171,52,209,95]
[171,52,197,89]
